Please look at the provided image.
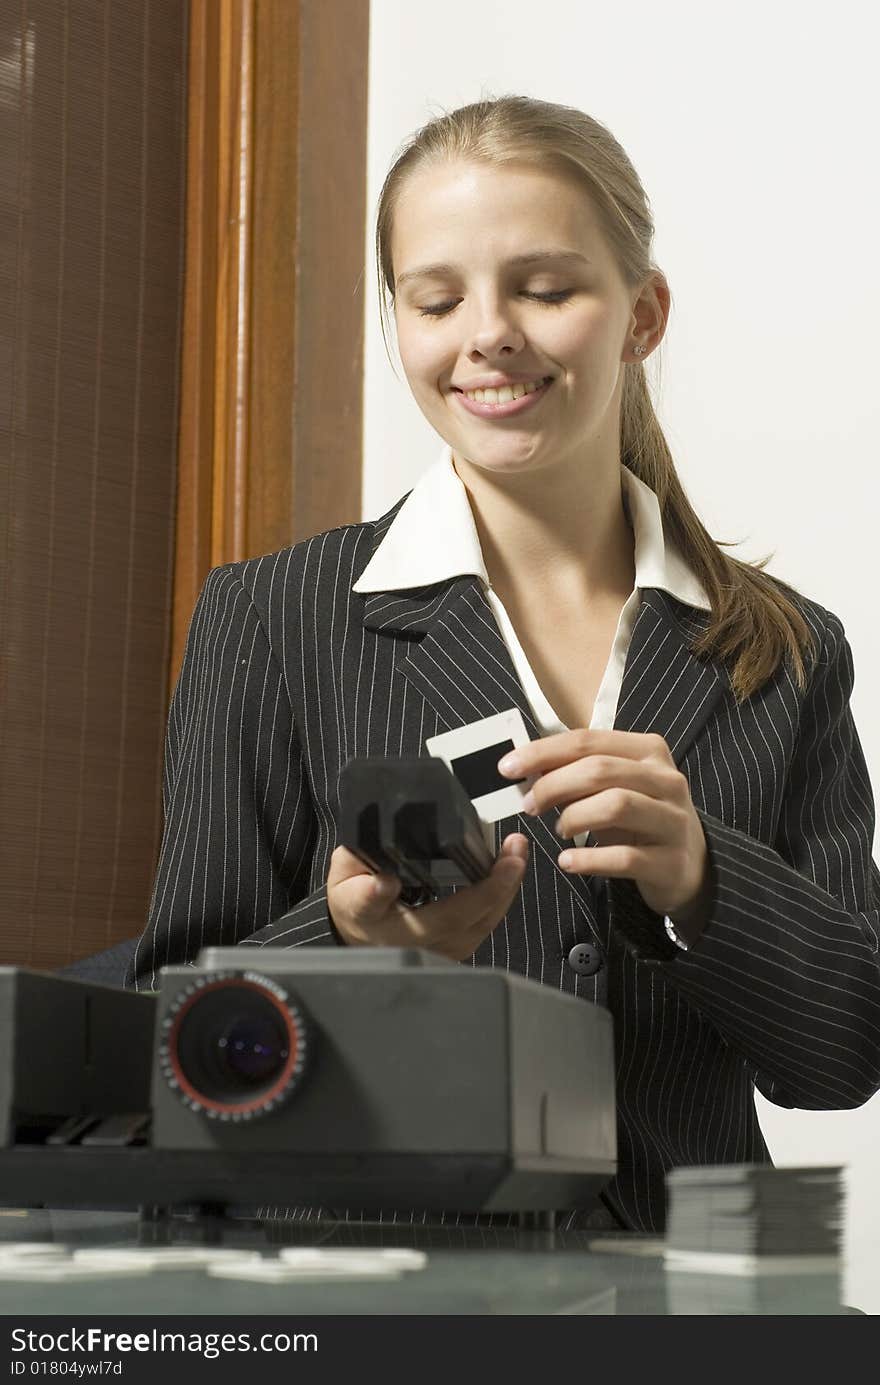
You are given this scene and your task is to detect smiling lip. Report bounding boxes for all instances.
[453,378,554,419]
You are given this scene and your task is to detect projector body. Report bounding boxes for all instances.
[0,968,155,1146]
[150,947,617,1212]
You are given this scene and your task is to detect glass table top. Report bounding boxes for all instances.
[0,1207,860,1316]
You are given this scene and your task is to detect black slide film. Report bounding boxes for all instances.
[449,739,525,798]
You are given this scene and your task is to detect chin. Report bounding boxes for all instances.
[457,455,548,486]
[457,438,547,468]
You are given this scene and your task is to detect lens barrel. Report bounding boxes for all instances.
[159,972,310,1120]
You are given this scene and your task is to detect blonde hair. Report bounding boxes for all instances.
[374,94,819,702]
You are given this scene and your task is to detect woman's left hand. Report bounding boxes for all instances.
[497,728,711,931]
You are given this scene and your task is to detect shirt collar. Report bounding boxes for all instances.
[352,445,712,611]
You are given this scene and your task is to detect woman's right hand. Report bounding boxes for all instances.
[326,835,530,962]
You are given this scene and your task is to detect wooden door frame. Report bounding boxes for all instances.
[171,0,369,696]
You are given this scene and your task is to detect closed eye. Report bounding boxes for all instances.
[418,290,574,318]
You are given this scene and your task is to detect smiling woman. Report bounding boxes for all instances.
[375,100,817,700]
[127,95,880,1239]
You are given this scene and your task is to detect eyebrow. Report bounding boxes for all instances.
[395,249,592,291]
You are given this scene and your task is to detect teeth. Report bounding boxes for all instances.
[464,378,548,404]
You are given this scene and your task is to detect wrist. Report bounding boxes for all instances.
[666,868,713,948]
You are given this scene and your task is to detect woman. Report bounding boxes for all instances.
[128,96,880,1234]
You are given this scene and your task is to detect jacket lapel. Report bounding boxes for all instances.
[613,587,729,755]
[364,576,543,737]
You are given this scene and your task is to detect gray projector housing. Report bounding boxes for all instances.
[151,947,617,1213]
[0,968,156,1146]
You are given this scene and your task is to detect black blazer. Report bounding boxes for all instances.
[127,493,880,1233]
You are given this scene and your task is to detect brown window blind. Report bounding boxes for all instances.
[0,0,188,968]
[0,0,368,972]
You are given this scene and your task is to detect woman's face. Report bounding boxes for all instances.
[391,159,658,480]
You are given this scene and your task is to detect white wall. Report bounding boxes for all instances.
[363,0,880,1309]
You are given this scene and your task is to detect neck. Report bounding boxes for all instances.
[452,449,636,610]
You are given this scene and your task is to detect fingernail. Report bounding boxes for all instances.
[520,789,536,814]
[373,876,398,898]
[497,753,522,777]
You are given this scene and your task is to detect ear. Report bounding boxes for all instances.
[631,272,671,353]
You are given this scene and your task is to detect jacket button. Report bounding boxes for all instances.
[567,943,603,977]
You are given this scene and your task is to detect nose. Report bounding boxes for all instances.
[464,296,526,359]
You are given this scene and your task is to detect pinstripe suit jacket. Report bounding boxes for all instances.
[127,493,880,1233]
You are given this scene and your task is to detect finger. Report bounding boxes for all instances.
[492,840,529,883]
[327,844,381,888]
[405,845,527,935]
[345,872,404,933]
[498,729,673,781]
[463,847,527,907]
[500,832,530,862]
[525,759,685,821]
[435,914,501,963]
[555,787,685,843]
[465,848,527,926]
[431,872,523,960]
[557,843,656,878]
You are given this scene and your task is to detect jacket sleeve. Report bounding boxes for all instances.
[126,565,338,992]
[609,610,880,1110]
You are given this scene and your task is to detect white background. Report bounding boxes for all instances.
[361,0,879,1309]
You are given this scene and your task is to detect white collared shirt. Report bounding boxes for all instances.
[354,446,712,849]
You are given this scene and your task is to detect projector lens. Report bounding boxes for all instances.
[162,974,310,1119]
